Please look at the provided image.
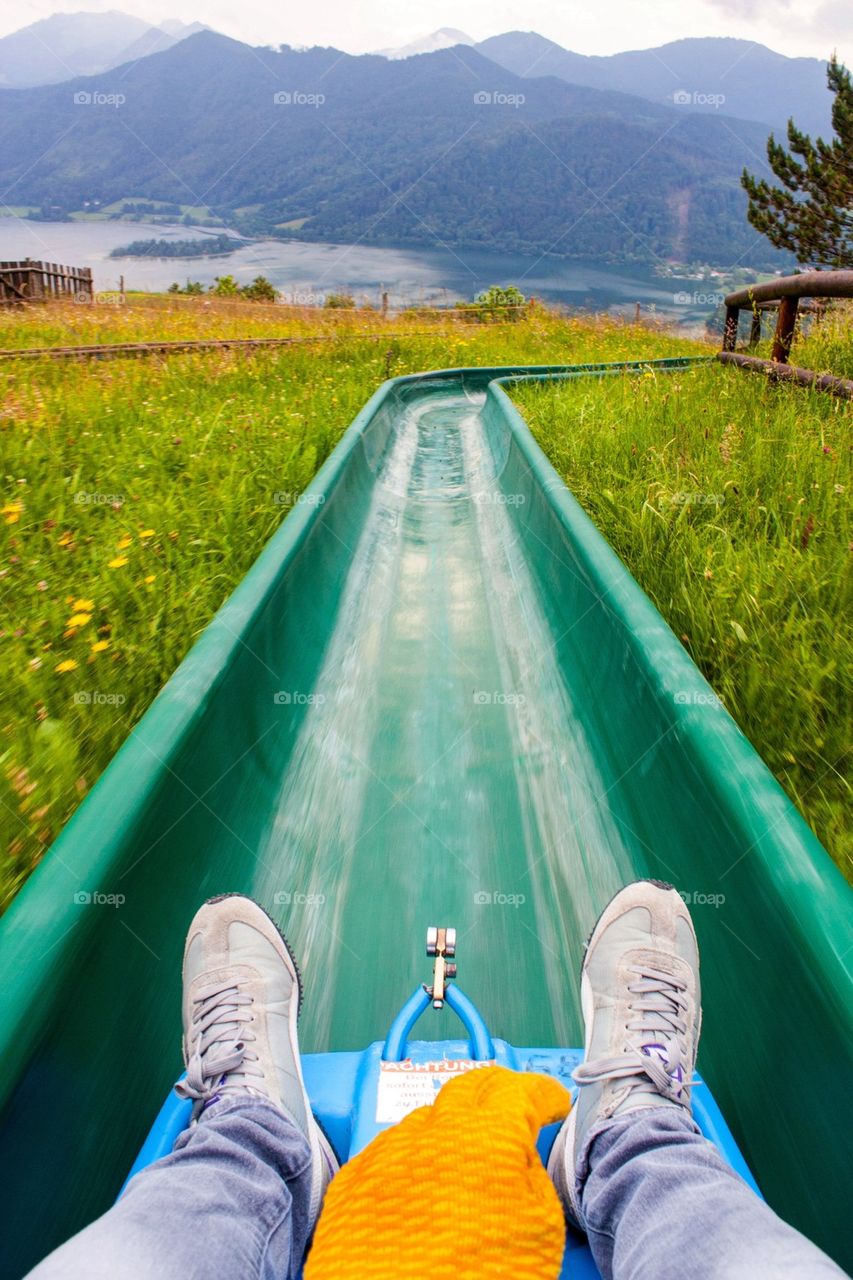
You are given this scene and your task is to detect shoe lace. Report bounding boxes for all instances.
[573,964,692,1106]
[175,980,267,1115]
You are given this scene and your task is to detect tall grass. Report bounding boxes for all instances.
[5,293,849,899]
[792,301,853,380]
[513,362,851,878]
[0,301,704,906]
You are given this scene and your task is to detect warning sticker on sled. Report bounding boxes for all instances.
[376,1058,495,1124]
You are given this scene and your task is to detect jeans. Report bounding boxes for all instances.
[27,1100,846,1280]
[27,1098,314,1280]
[577,1109,846,1280]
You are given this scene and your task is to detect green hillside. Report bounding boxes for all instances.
[0,34,790,267]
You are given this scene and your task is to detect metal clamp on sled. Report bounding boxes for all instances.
[381,926,495,1063]
[426,925,457,1007]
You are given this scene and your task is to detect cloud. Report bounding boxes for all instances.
[0,0,848,63]
[702,0,791,15]
[810,0,853,44]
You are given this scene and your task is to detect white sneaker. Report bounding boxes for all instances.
[548,880,701,1229]
[176,894,338,1224]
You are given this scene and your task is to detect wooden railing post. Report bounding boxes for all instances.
[772,296,798,364]
[30,261,44,301]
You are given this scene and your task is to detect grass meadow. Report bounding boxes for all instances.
[0,296,849,905]
[514,320,851,878]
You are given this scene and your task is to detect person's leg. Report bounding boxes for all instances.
[578,1108,845,1279]
[548,880,846,1280]
[28,1098,313,1280]
[25,895,337,1280]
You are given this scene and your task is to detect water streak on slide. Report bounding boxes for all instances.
[0,361,849,1276]
[257,389,632,1050]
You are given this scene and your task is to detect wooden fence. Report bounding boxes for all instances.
[0,259,93,305]
[718,269,853,399]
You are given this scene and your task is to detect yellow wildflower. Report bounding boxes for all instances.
[58,532,74,548]
[55,659,78,673]
[117,534,133,550]
[72,598,94,612]
[91,640,110,653]
[66,613,92,628]
[108,556,128,568]
[2,501,23,524]
[144,574,156,584]
[139,529,155,539]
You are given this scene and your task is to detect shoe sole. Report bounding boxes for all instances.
[546,1100,582,1230]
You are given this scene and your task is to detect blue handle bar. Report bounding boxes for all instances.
[381,984,495,1062]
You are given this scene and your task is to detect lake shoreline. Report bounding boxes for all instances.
[0,217,733,329]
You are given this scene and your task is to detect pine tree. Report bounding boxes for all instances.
[741,56,852,268]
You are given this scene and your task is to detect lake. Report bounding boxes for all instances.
[0,218,724,326]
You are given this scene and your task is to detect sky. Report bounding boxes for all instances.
[1,0,849,63]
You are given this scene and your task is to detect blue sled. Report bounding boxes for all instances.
[123,929,761,1279]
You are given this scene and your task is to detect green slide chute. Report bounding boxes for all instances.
[0,360,850,1274]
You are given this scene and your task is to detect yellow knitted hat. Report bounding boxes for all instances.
[305,1065,571,1279]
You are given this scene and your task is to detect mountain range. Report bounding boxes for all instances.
[0,31,800,269]
[477,32,831,137]
[0,13,832,137]
[0,18,835,269]
[0,11,206,89]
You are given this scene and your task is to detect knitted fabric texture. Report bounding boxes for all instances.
[305,1064,571,1279]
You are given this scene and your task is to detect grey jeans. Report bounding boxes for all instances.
[576,1108,847,1279]
[28,1100,846,1280]
[28,1098,314,1280]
